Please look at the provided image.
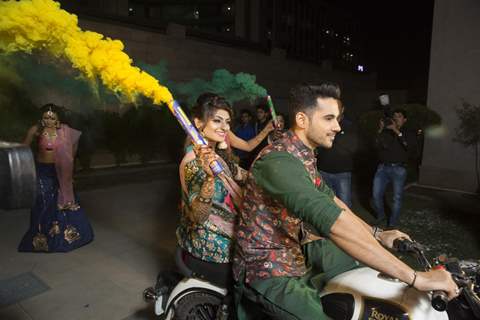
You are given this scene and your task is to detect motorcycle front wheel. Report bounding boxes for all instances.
[172,291,223,320]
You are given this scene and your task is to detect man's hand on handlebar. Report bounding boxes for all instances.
[377,229,411,249]
[392,238,463,308]
[415,269,460,301]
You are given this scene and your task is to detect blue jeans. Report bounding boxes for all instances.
[319,171,352,208]
[372,163,407,227]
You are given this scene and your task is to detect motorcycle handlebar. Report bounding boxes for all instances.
[392,238,421,253]
[392,239,451,312]
[392,238,413,253]
[392,239,480,314]
[431,290,448,312]
[431,273,480,314]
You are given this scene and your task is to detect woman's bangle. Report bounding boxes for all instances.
[197,195,212,204]
[199,177,215,202]
[409,270,417,288]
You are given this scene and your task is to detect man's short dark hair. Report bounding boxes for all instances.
[393,108,407,119]
[256,104,269,113]
[240,109,253,117]
[288,83,341,127]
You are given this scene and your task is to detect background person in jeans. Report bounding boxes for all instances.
[372,109,418,228]
[317,101,358,208]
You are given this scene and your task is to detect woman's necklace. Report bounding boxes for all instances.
[42,129,58,150]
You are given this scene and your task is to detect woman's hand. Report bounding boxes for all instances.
[193,144,218,177]
[377,229,411,249]
[271,129,284,141]
[265,120,275,133]
[234,164,248,182]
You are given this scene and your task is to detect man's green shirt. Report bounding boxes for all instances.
[253,151,342,237]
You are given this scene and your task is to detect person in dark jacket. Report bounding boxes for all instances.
[317,102,358,208]
[251,104,271,159]
[372,109,418,228]
[233,109,256,169]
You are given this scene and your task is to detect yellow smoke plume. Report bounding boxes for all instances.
[0,0,173,106]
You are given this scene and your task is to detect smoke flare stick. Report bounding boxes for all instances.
[266,95,278,127]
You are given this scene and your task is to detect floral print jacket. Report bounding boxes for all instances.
[233,131,342,283]
[176,147,239,263]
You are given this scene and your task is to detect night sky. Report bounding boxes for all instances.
[345,0,435,102]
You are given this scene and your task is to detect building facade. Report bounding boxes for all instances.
[420,0,480,192]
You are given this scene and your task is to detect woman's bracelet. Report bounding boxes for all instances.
[197,195,212,204]
[199,177,215,200]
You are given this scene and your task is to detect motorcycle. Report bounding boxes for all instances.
[143,239,480,319]
[144,247,231,319]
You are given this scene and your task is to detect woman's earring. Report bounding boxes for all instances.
[41,120,46,127]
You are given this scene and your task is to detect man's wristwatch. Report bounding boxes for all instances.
[373,226,384,240]
[397,132,403,137]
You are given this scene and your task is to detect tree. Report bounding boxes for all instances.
[454,101,480,193]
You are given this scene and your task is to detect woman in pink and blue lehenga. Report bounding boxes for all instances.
[18,104,93,252]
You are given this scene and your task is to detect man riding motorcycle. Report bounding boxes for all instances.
[233,83,459,319]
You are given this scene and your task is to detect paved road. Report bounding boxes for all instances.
[1,164,478,320]
[0,176,180,320]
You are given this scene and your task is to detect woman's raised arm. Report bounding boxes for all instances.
[228,121,274,152]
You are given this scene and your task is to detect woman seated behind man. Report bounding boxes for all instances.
[176,93,248,288]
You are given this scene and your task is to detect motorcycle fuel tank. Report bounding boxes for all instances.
[321,267,449,320]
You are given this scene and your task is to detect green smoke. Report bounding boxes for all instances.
[2,53,118,113]
[176,69,267,106]
[0,55,268,164]
[0,65,37,140]
[1,54,267,112]
[136,62,267,107]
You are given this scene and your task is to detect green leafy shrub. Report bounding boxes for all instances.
[454,101,480,147]
[454,101,480,192]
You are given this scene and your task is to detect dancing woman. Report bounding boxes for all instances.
[18,104,94,252]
